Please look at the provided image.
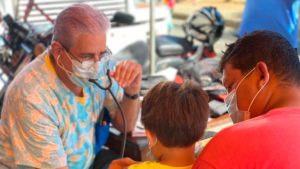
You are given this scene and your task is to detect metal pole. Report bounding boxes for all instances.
[125,0,129,13]
[149,0,156,74]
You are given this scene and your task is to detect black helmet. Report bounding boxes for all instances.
[183,7,224,45]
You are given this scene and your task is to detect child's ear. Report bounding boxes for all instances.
[145,129,157,147]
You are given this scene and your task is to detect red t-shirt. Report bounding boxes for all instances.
[193,108,300,169]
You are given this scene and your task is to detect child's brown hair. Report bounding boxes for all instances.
[141,81,209,147]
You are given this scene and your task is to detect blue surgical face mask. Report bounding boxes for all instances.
[224,67,269,123]
[224,88,250,123]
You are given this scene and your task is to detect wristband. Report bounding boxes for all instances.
[124,91,139,100]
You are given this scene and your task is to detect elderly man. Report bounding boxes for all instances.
[0,4,141,169]
[193,31,300,168]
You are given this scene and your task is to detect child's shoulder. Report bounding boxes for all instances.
[128,161,158,169]
[128,161,193,169]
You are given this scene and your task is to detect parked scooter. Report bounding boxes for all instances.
[112,7,225,95]
[0,14,41,73]
[155,7,224,69]
[116,7,223,72]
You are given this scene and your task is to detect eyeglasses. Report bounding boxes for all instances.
[60,43,112,63]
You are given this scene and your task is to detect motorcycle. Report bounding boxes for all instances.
[112,7,226,101]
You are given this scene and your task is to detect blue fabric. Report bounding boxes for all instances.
[239,0,300,48]
[94,109,111,155]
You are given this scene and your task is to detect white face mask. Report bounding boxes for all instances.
[71,57,109,80]
[57,54,109,88]
[224,67,269,123]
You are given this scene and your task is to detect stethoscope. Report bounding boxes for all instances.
[89,66,127,158]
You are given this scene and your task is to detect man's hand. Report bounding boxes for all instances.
[110,60,141,132]
[109,158,139,169]
[110,60,142,95]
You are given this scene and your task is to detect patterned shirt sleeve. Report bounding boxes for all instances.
[3,88,67,169]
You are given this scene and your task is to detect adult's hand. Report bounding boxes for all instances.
[108,158,139,169]
[110,60,142,95]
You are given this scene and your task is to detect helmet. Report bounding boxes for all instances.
[183,7,224,45]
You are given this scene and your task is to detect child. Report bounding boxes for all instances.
[129,81,209,169]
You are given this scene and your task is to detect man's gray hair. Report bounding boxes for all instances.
[52,3,111,49]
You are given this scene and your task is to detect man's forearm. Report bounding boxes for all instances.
[114,96,140,132]
[109,60,142,133]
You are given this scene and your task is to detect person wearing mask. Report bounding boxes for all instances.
[0,4,141,169]
[193,30,300,169]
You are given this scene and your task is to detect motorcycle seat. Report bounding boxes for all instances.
[156,35,194,57]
